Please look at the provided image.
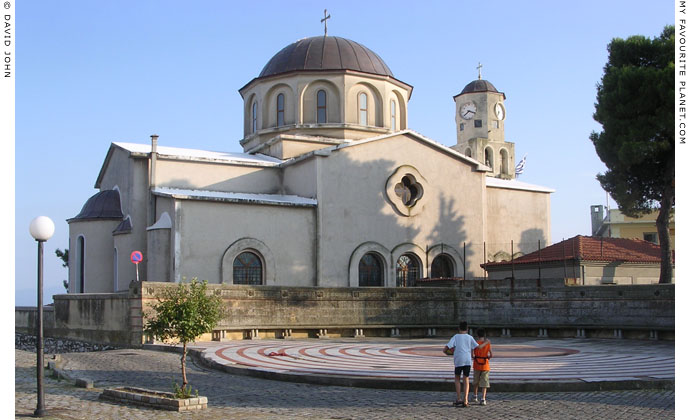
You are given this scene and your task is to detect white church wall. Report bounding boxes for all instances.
[315,133,486,286]
[283,158,317,198]
[154,159,282,194]
[173,200,315,286]
[485,186,551,260]
[68,219,119,293]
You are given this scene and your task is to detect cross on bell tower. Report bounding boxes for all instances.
[321,9,331,36]
[477,62,482,80]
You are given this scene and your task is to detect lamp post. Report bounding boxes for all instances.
[29,216,54,418]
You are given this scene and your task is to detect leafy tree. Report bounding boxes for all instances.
[590,26,674,283]
[55,248,69,291]
[144,279,223,396]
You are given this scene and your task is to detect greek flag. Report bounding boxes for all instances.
[515,154,527,175]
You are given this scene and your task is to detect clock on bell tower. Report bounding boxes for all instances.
[451,63,516,180]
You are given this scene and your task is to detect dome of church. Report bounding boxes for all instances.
[258,36,394,79]
[460,79,499,95]
[72,190,123,220]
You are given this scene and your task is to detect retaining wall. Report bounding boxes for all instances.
[15,279,675,346]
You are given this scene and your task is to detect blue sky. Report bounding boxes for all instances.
[12,1,673,305]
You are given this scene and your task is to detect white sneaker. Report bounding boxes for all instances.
[472,396,479,403]
[480,400,487,406]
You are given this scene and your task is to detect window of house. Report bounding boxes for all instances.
[474,119,482,128]
[276,93,285,126]
[317,90,327,123]
[359,93,368,126]
[251,102,258,133]
[391,100,396,130]
[359,252,383,286]
[430,254,453,278]
[396,254,419,287]
[643,232,659,244]
[233,251,263,285]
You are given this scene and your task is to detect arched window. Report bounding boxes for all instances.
[358,92,368,126]
[465,148,472,158]
[500,149,509,175]
[276,93,285,126]
[317,90,327,123]
[251,102,258,133]
[431,254,453,278]
[113,248,118,292]
[358,252,383,287]
[484,147,493,169]
[390,100,396,130]
[396,254,420,287]
[76,236,85,293]
[233,251,263,285]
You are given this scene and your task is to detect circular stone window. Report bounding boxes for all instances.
[394,174,423,207]
[386,166,427,217]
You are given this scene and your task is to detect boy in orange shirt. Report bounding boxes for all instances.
[472,328,492,405]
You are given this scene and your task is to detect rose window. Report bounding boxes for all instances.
[394,174,423,207]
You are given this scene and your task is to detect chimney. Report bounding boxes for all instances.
[590,205,604,236]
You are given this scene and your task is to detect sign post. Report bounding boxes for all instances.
[130,250,143,282]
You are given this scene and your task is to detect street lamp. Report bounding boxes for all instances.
[29,216,54,418]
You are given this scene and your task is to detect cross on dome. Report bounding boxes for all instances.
[477,62,483,80]
[321,9,331,36]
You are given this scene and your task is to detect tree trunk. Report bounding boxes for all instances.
[181,342,188,388]
[656,181,674,284]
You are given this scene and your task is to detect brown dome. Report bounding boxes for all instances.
[460,79,499,95]
[258,36,394,79]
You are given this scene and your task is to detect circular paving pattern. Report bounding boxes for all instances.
[198,338,674,388]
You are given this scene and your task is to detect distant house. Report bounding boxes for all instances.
[590,205,675,251]
[481,235,673,285]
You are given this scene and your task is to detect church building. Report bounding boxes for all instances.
[67,33,554,293]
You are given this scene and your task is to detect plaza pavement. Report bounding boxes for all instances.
[14,337,675,419]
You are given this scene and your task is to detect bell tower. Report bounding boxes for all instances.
[451,64,515,180]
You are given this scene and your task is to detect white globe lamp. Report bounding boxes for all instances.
[29,216,55,242]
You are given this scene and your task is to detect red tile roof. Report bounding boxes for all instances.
[482,235,666,267]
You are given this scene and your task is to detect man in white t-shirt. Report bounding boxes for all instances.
[443,321,490,407]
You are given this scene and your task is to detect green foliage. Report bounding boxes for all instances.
[589,26,675,283]
[590,26,674,215]
[172,381,199,399]
[144,279,223,346]
[55,248,69,291]
[55,248,69,267]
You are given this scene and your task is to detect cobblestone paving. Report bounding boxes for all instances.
[15,349,674,419]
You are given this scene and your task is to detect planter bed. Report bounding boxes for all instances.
[99,386,208,411]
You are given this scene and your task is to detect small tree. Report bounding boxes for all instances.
[55,248,69,291]
[144,279,223,396]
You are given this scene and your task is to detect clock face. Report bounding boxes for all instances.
[494,103,505,120]
[460,102,477,120]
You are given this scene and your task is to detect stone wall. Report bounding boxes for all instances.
[15,333,119,353]
[140,280,674,341]
[16,291,137,346]
[16,280,674,346]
